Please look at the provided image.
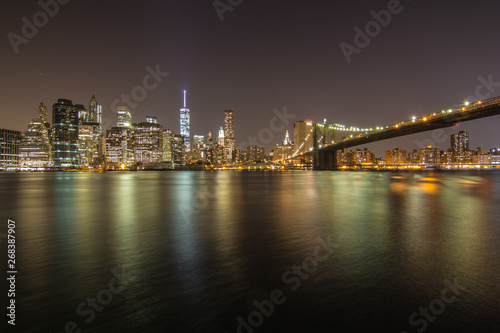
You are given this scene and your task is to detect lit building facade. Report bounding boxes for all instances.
[0,129,22,169]
[133,119,164,163]
[246,145,265,163]
[386,148,407,165]
[163,129,174,162]
[78,125,101,167]
[293,120,314,155]
[52,99,79,167]
[273,131,294,162]
[419,146,441,164]
[106,127,134,165]
[192,135,205,161]
[172,134,185,164]
[224,109,235,163]
[117,107,132,127]
[180,90,191,151]
[19,117,51,168]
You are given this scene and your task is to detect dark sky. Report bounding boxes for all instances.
[2,0,500,155]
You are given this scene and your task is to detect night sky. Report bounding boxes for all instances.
[2,0,500,155]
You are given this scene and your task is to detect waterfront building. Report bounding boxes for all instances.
[419,146,441,165]
[0,129,22,169]
[246,145,265,163]
[337,148,375,165]
[19,104,52,168]
[78,124,101,167]
[133,118,164,163]
[106,127,134,165]
[52,99,79,167]
[385,148,407,165]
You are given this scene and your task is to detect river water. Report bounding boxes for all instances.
[1,171,499,332]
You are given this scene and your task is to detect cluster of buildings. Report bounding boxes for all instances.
[332,130,500,169]
[1,96,499,171]
[380,131,500,168]
[0,92,280,171]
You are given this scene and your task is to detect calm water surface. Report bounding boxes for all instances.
[1,171,500,333]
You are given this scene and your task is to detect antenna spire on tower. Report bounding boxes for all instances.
[183,90,187,108]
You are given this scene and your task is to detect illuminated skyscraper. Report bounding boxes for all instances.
[0,129,21,169]
[133,118,164,163]
[180,90,191,151]
[284,130,291,145]
[218,127,224,146]
[163,129,174,162]
[38,102,49,127]
[52,99,78,167]
[224,109,235,162]
[293,120,314,155]
[89,95,102,124]
[192,135,205,161]
[117,107,132,127]
[88,95,103,158]
[451,131,469,153]
[19,104,52,168]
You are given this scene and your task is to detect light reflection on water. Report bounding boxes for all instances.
[0,171,499,332]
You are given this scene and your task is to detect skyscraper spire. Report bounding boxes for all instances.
[183,90,187,108]
[284,130,291,145]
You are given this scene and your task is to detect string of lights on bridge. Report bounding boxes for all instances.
[290,98,495,158]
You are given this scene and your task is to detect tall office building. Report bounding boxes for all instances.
[180,90,191,151]
[172,134,185,164]
[38,102,49,127]
[224,109,235,163]
[106,127,134,165]
[133,117,164,163]
[89,95,102,124]
[78,125,100,167]
[52,99,79,167]
[284,130,291,145]
[192,135,205,161]
[75,104,88,123]
[293,120,314,155]
[273,131,294,162]
[162,129,174,162]
[451,131,469,153]
[117,107,132,127]
[88,95,103,158]
[206,131,213,147]
[0,129,21,169]
[218,127,224,146]
[451,130,470,163]
[19,104,52,168]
